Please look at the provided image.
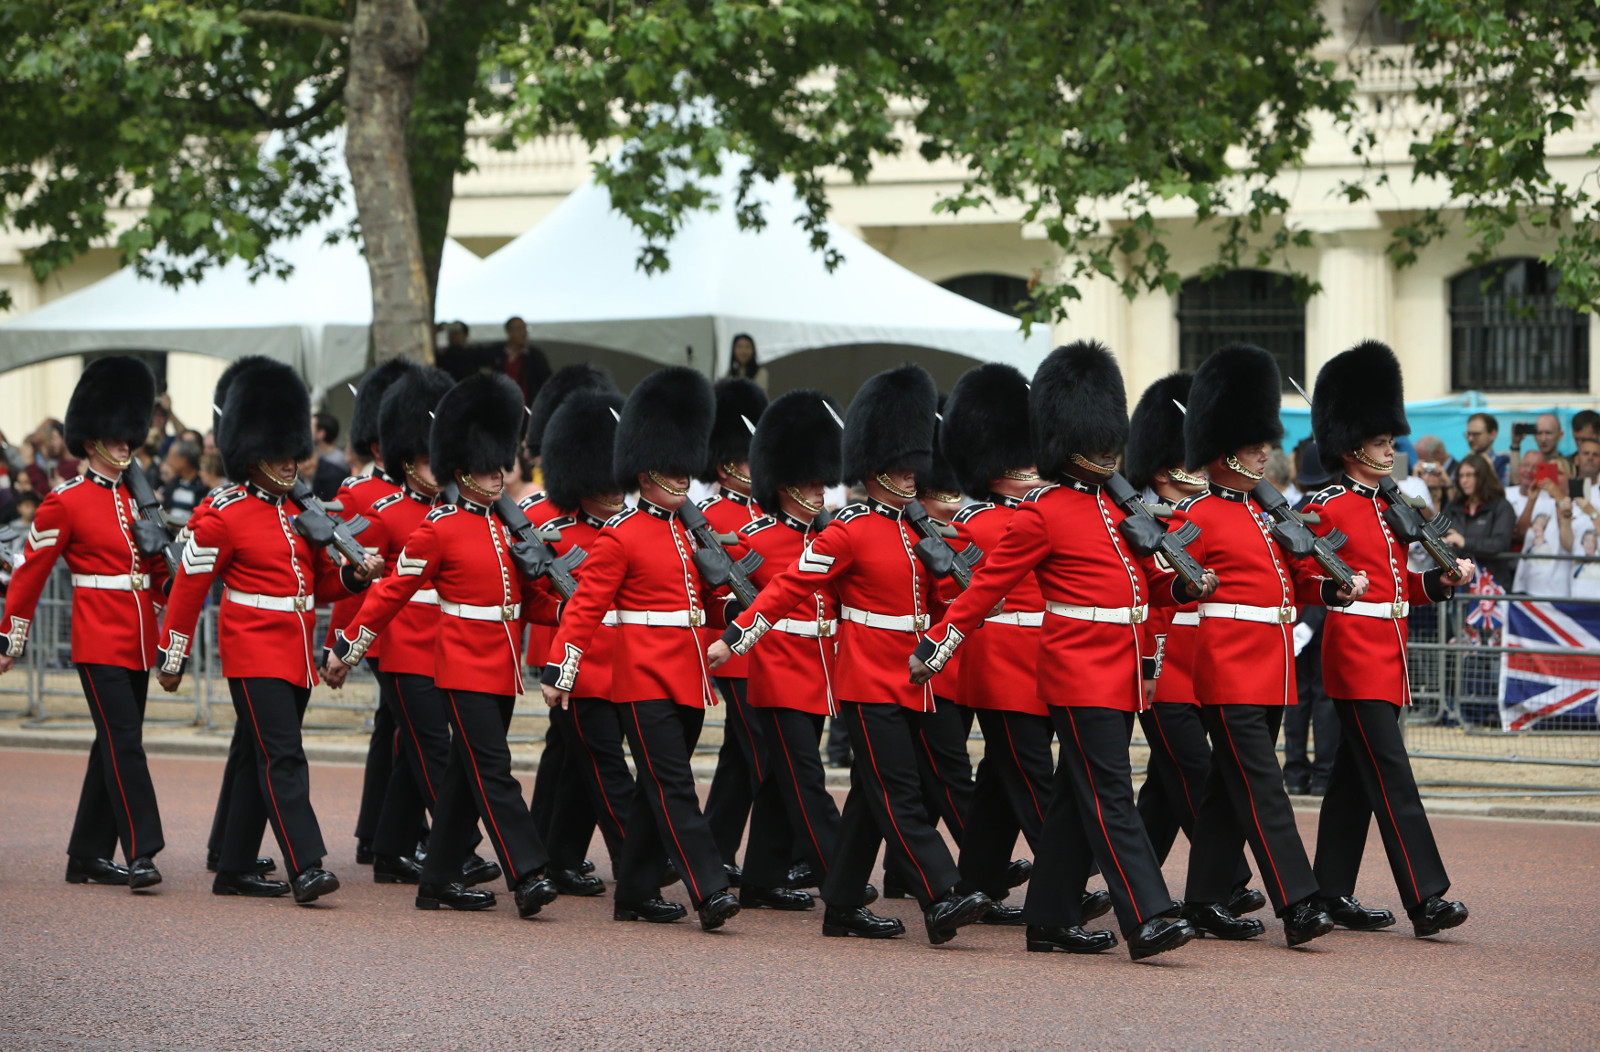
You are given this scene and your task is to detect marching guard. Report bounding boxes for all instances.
[910,343,1202,960]
[1305,341,1473,938]
[0,357,169,890]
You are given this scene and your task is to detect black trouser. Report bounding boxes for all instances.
[958,709,1052,897]
[418,690,547,890]
[67,665,164,862]
[704,677,766,866]
[743,708,841,888]
[538,704,606,870]
[219,678,325,877]
[207,725,250,859]
[1314,699,1449,911]
[819,701,961,911]
[354,660,399,842]
[826,714,852,767]
[549,697,636,870]
[1022,707,1173,936]
[1284,642,1339,790]
[371,671,469,859]
[1186,705,1318,913]
[1137,702,1252,886]
[914,695,975,842]
[614,700,729,908]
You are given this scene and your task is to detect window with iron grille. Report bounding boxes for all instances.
[1176,270,1304,388]
[1450,259,1589,392]
[938,273,1034,318]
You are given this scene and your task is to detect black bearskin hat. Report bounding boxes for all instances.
[1125,372,1194,491]
[612,367,715,490]
[429,373,526,486]
[379,367,454,480]
[749,390,843,514]
[921,393,962,497]
[1183,344,1284,471]
[527,363,617,457]
[941,363,1033,498]
[1030,341,1128,479]
[211,354,275,434]
[1312,340,1409,474]
[542,388,627,511]
[219,359,313,483]
[64,356,157,458]
[350,358,416,459]
[699,378,769,483]
[842,364,937,486]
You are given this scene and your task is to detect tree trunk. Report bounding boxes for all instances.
[345,0,432,364]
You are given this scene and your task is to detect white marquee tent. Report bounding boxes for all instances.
[437,168,1051,392]
[0,228,483,399]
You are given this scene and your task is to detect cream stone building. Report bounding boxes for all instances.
[2,0,1596,441]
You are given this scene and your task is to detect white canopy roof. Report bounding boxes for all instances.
[0,229,482,398]
[437,169,1051,380]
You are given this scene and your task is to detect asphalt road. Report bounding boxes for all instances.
[1,747,1596,1052]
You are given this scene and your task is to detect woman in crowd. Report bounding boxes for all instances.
[1442,453,1516,590]
[725,333,768,391]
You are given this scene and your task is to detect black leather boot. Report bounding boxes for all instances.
[1026,924,1118,954]
[1183,902,1266,940]
[212,871,290,897]
[514,875,559,918]
[1127,916,1196,960]
[373,854,423,885]
[460,854,501,887]
[924,889,992,945]
[822,904,904,939]
[1317,895,1396,931]
[1081,889,1113,922]
[614,897,687,923]
[1281,900,1336,946]
[291,867,340,905]
[1227,883,1267,916]
[415,882,496,911]
[65,856,128,886]
[127,857,162,891]
[698,889,741,931]
[549,867,606,896]
[740,884,815,911]
[1408,895,1468,938]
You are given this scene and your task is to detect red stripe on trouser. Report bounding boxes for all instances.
[392,678,436,803]
[855,708,936,902]
[773,712,827,868]
[1152,712,1197,818]
[917,725,963,835]
[83,667,136,860]
[627,703,702,904]
[1064,708,1141,925]
[1351,705,1420,901]
[570,704,625,843]
[1002,718,1045,824]
[728,683,763,782]
[240,681,297,875]
[1217,712,1286,906]
[445,691,517,884]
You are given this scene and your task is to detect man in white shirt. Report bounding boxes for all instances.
[1508,454,1594,597]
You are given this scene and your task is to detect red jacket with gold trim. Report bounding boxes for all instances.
[2,470,168,670]
[326,485,442,679]
[945,496,1047,717]
[521,496,617,701]
[1303,477,1453,706]
[542,500,718,709]
[322,469,402,659]
[727,510,838,716]
[695,488,763,680]
[721,498,946,712]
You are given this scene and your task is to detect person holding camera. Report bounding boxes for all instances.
[1509,450,1594,598]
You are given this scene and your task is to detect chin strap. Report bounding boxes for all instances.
[873,472,916,499]
[647,470,688,497]
[1224,454,1265,481]
[722,462,752,485]
[256,460,297,488]
[784,485,824,513]
[1069,454,1114,478]
[90,440,133,470]
[404,461,440,497]
[456,471,502,501]
[1352,448,1392,472]
[1000,468,1040,482]
[1168,465,1207,486]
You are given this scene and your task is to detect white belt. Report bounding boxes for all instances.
[773,617,838,638]
[601,610,619,627]
[1045,601,1148,625]
[226,589,310,613]
[985,610,1045,627]
[440,600,521,622]
[613,609,704,628]
[1199,602,1297,624]
[408,589,439,606]
[1172,611,1201,627]
[839,606,929,633]
[1333,599,1410,620]
[70,573,150,592]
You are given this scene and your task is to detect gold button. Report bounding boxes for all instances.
[294,596,309,612]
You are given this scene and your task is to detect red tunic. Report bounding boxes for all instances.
[946,498,1047,717]
[337,498,559,696]
[695,488,763,679]
[917,480,1172,713]
[323,469,402,659]
[730,511,839,716]
[524,500,617,701]
[1303,478,1450,706]
[519,492,560,690]
[723,499,946,712]
[328,486,441,679]
[1167,484,1337,707]
[544,500,718,709]
[159,483,358,686]
[2,471,168,670]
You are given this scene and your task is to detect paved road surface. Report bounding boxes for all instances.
[1,748,1596,1051]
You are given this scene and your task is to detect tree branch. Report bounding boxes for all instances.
[237,11,350,38]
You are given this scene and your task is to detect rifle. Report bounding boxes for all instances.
[903,499,982,590]
[492,493,586,601]
[119,465,180,577]
[675,500,763,609]
[1102,472,1209,593]
[1251,480,1358,590]
[287,478,372,567]
[1374,476,1457,573]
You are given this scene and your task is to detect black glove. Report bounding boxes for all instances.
[508,539,551,581]
[1116,515,1169,557]
[131,519,171,558]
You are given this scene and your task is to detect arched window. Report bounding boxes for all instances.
[1176,270,1304,387]
[1450,259,1588,392]
[938,273,1035,318]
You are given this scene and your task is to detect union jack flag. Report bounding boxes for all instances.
[1498,601,1600,731]
[1464,566,1506,636]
